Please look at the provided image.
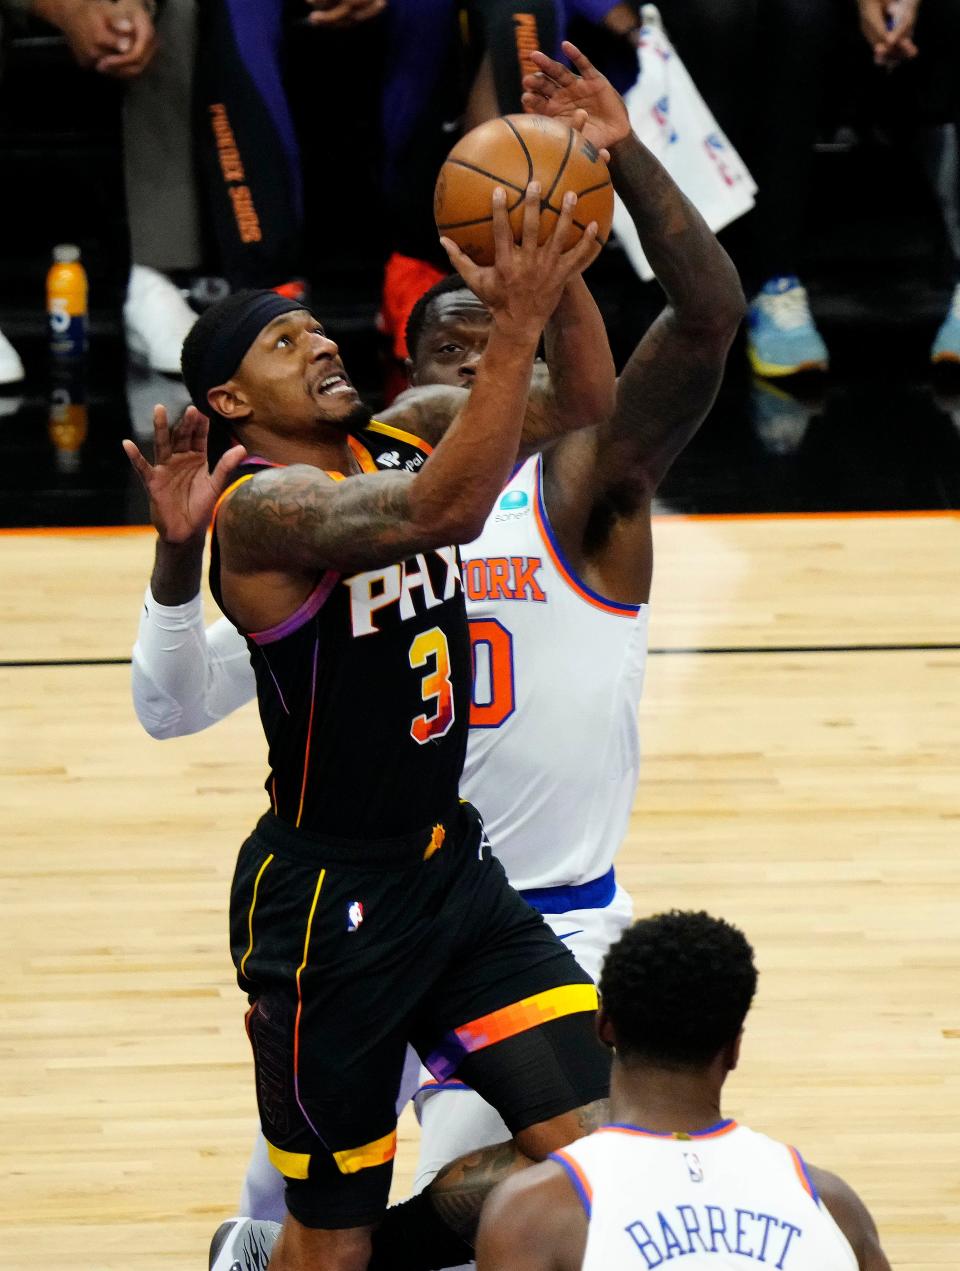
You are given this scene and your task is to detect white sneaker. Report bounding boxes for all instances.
[208,1216,281,1270]
[0,326,25,385]
[123,264,198,375]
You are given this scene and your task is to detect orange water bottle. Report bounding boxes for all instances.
[48,364,88,473]
[47,243,88,358]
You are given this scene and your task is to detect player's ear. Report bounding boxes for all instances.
[596,1005,616,1050]
[405,356,417,385]
[207,382,251,422]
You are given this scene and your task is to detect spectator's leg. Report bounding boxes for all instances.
[123,0,201,275]
[196,0,304,289]
[909,0,960,360]
[748,0,836,290]
[0,9,26,385]
[381,0,459,235]
[380,0,461,370]
[467,0,563,113]
[120,0,201,373]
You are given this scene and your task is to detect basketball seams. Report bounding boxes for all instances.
[435,114,613,261]
[502,116,534,189]
[437,213,503,231]
[436,160,527,231]
[444,158,527,198]
[572,179,612,199]
[543,126,575,207]
[540,208,607,245]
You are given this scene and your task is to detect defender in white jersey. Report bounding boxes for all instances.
[127,43,744,1264]
[477,912,891,1271]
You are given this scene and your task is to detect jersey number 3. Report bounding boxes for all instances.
[409,627,455,744]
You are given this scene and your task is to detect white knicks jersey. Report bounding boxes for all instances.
[552,1121,858,1271]
[460,454,649,892]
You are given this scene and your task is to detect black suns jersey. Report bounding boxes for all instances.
[210,420,471,840]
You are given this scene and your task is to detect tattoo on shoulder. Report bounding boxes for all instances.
[386,384,467,446]
[220,464,418,574]
[576,1098,609,1135]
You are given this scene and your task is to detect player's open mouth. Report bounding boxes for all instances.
[317,373,353,397]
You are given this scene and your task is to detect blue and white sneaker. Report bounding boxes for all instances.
[931,283,960,364]
[209,1217,281,1270]
[746,276,829,378]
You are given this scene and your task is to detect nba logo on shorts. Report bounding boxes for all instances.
[347,900,364,932]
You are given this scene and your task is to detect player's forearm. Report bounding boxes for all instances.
[222,327,539,574]
[149,534,205,606]
[412,323,539,536]
[609,132,745,332]
[535,277,616,443]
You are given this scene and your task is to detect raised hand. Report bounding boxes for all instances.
[521,40,632,153]
[439,182,602,342]
[123,406,247,544]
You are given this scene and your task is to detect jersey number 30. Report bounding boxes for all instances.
[468,618,515,728]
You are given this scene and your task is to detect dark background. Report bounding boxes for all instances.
[2,20,960,527]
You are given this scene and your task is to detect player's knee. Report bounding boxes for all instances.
[514,1097,609,1162]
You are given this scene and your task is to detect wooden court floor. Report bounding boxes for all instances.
[2,513,958,1269]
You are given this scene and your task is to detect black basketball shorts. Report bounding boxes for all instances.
[229,800,610,1228]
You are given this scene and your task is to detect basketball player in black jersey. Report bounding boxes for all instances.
[125,49,749,1268]
[138,189,616,1271]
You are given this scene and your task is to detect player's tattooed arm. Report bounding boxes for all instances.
[592,127,745,490]
[382,383,470,449]
[425,1098,609,1241]
[218,464,452,576]
[383,277,615,458]
[525,43,745,561]
[384,335,607,460]
[526,275,616,455]
[429,1139,527,1240]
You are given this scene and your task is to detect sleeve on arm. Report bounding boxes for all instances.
[131,586,256,739]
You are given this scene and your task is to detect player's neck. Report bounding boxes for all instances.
[608,1059,726,1136]
[239,424,358,474]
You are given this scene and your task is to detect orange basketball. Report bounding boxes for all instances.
[434,114,613,266]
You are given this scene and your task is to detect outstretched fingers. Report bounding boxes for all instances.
[152,403,171,464]
[121,438,152,486]
[439,236,477,288]
[563,220,602,276]
[520,182,542,255]
[490,186,514,265]
[560,40,600,78]
[547,190,579,260]
[210,443,248,494]
[171,405,203,453]
[529,48,577,86]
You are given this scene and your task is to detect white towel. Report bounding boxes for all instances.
[613,5,756,281]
